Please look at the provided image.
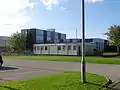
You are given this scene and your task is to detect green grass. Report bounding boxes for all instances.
[4,55,120,64]
[0,72,107,90]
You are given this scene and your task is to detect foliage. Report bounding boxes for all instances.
[6,32,26,53]
[105,25,120,53]
[106,25,120,46]
[6,30,35,54]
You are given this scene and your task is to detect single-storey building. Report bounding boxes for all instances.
[33,43,97,56]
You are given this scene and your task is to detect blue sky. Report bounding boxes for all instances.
[1,0,120,39]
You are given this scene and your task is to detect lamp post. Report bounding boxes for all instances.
[81,0,86,83]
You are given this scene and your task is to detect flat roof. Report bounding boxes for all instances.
[34,42,95,46]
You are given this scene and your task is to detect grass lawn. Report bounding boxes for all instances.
[0,72,107,90]
[4,55,120,64]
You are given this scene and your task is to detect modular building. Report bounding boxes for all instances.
[33,43,96,56]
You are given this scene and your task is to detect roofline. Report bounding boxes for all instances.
[66,38,107,40]
[34,42,95,46]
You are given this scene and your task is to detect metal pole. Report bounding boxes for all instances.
[54,29,57,55]
[76,28,77,42]
[76,28,78,56]
[81,0,86,83]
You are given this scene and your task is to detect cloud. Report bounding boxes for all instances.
[60,6,66,10]
[40,0,59,10]
[86,0,104,3]
[40,0,68,10]
[0,0,35,27]
[0,0,38,36]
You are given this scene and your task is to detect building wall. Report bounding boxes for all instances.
[65,38,108,52]
[36,29,44,43]
[21,28,66,44]
[0,36,8,53]
[92,38,105,52]
[21,28,36,44]
[33,43,96,56]
[0,47,5,52]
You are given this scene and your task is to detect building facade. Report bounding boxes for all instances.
[21,28,66,44]
[33,43,96,56]
[65,38,108,52]
[21,28,108,55]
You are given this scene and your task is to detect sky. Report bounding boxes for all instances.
[0,0,120,39]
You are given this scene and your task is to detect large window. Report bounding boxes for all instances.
[47,37,51,41]
[55,33,59,39]
[63,46,66,50]
[85,39,93,42]
[58,46,61,50]
[68,46,71,50]
[70,39,72,42]
[73,46,76,50]
[47,31,52,37]
[41,46,43,50]
[36,35,43,41]
[37,46,39,50]
[96,42,98,45]
[36,30,44,35]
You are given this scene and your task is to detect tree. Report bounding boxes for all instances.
[6,32,26,54]
[105,25,120,54]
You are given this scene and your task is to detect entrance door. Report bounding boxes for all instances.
[77,46,81,56]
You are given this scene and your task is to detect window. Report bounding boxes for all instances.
[79,39,82,43]
[41,46,43,50]
[68,46,71,50]
[47,37,51,40]
[45,46,47,50]
[63,46,66,50]
[85,39,93,42]
[73,46,76,50]
[96,42,98,45]
[58,46,61,50]
[37,46,39,50]
[36,35,43,41]
[70,39,72,42]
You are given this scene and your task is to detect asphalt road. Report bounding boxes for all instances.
[1,58,120,83]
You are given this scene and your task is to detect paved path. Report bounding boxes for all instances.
[1,58,120,84]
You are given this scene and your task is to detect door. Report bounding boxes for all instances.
[77,46,81,56]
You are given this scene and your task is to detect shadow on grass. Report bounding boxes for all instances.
[0,85,19,90]
[0,66,18,71]
[85,81,112,90]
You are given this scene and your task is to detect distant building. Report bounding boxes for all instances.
[21,28,66,44]
[21,28,109,54]
[65,38,108,52]
[33,43,96,56]
[0,36,9,52]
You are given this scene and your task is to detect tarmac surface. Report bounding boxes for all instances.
[1,58,120,89]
